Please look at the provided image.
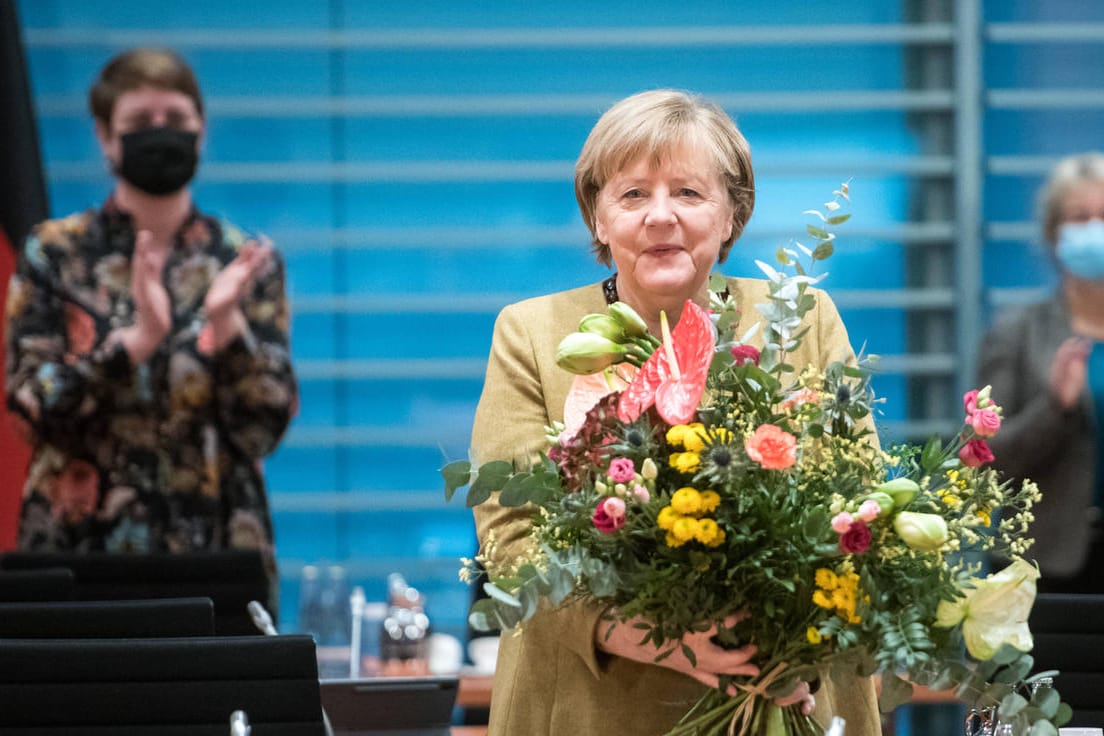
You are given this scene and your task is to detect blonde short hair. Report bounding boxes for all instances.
[574,89,755,266]
[1038,152,1104,245]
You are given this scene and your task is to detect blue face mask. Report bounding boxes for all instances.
[1056,220,1104,280]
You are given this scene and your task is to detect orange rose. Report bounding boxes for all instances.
[745,424,797,470]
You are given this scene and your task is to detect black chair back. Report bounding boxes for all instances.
[0,567,74,602]
[1030,592,1104,727]
[0,550,268,635]
[0,597,215,638]
[0,634,326,735]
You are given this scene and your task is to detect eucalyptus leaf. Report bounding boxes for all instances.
[998,691,1028,719]
[812,242,835,261]
[806,224,830,240]
[1029,722,1058,736]
[1032,687,1059,719]
[483,582,522,609]
[468,610,493,632]
[442,460,472,501]
[466,484,492,508]
[498,472,534,507]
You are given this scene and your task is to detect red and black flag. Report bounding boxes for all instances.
[1,0,48,548]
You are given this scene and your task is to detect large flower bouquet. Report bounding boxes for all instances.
[444,186,1070,736]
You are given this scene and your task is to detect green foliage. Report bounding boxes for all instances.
[442,184,1065,736]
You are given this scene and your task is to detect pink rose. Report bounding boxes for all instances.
[745,424,797,470]
[856,499,882,522]
[607,457,636,484]
[959,439,995,467]
[731,344,761,366]
[963,389,979,415]
[593,504,625,534]
[831,511,855,533]
[839,521,872,554]
[968,409,1001,437]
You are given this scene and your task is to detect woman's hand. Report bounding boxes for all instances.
[204,237,272,351]
[595,611,815,715]
[1049,336,1092,410]
[113,229,171,364]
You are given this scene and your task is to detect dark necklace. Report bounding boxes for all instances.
[601,273,730,306]
[602,274,619,305]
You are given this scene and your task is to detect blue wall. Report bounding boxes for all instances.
[18,0,1038,644]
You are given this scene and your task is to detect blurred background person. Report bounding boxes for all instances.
[470,89,877,736]
[979,151,1104,594]
[3,47,297,607]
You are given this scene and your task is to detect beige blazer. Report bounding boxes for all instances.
[471,277,881,736]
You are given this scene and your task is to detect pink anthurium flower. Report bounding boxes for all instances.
[618,300,715,426]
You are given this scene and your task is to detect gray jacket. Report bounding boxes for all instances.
[979,292,1098,578]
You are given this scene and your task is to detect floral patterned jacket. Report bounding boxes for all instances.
[4,199,296,590]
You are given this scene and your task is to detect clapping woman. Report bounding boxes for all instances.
[979,151,1104,593]
[4,48,296,607]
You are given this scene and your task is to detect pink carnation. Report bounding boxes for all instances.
[968,409,1001,437]
[831,511,855,533]
[602,496,627,520]
[593,503,625,534]
[745,424,797,470]
[839,521,872,554]
[963,389,979,415]
[959,438,995,467]
[607,457,636,484]
[731,344,761,366]
[856,499,882,522]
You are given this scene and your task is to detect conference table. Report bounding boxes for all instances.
[452,673,493,736]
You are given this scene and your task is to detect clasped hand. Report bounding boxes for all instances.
[596,610,814,715]
[112,230,272,364]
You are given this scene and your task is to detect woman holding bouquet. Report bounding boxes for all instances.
[979,151,1104,594]
[470,89,879,735]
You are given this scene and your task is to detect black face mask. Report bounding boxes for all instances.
[115,126,199,196]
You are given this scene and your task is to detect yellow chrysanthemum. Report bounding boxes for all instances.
[806,626,823,644]
[812,590,834,609]
[815,568,838,591]
[657,506,680,531]
[670,452,701,474]
[671,517,700,543]
[666,425,691,447]
[670,487,703,516]
[681,423,707,453]
[695,518,725,547]
[699,490,721,513]
[665,531,688,548]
